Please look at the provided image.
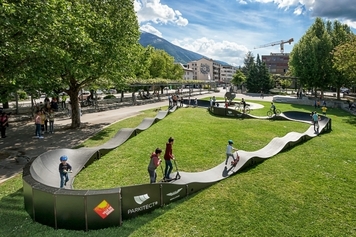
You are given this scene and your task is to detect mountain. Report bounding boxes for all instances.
[139,32,229,66]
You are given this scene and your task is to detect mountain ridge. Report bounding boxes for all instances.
[139,32,229,66]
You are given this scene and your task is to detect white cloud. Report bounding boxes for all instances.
[140,24,163,38]
[238,0,248,4]
[134,0,188,26]
[172,37,249,66]
[342,19,356,29]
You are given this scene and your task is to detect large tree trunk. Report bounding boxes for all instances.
[68,89,81,128]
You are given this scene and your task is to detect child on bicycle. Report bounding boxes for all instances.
[271,102,277,115]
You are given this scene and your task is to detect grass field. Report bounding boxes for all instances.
[1,99,356,237]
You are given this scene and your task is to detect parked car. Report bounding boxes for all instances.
[79,91,91,100]
[96,90,104,95]
[108,89,117,94]
[340,87,349,94]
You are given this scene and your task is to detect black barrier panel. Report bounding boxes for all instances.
[210,107,239,117]
[86,188,121,230]
[55,189,87,230]
[22,175,36,219]
[161,183,187,205]
[33,187,56,227]
[121,184,161,220]
[187,182,214,196]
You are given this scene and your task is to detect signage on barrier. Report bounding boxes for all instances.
[94,200,115,219]
[121,184,161,219]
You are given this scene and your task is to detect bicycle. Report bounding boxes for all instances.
[267,108,281,117]
[234,103,250,114]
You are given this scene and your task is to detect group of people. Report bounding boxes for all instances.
[34,109,55,138]
[168,94,185,108]
[147,137,176,183]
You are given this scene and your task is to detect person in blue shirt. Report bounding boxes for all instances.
[312,111,320,133]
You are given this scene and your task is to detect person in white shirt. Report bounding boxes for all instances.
[225,140,238,166]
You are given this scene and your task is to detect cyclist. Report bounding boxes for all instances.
[270,102,277,115]
[241,98,247,113]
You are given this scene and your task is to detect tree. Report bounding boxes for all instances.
[0,1,63,106]
[1,1,140,126]
[245,54,273,93]
[241,51,255,77]
[231,70,246,88]
[333,35,356,88]
[289,18,353,98]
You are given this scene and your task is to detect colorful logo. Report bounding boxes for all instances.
[94,200,114,219]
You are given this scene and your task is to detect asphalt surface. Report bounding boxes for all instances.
[0,89,274,183]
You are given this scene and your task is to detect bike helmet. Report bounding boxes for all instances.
[60,155,68,161]
[228,140,233,144]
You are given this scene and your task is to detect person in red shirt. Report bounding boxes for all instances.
[147,148,162,183]
[164,137,175,180]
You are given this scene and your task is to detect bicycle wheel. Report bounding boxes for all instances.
[276,109,281,116]
[245,107,250,114]
[267,111,273,117]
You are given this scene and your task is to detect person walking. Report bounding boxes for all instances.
[34,111,43,139]
[312,111,320,133]
[164,137,175,180]
[147,148,162,184]
[0,112,9,138]
[48,109,55,133]
[321,105,327,116]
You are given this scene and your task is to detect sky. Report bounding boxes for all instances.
[134,0,356,66]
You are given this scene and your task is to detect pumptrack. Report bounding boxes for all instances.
[22,101,332,230]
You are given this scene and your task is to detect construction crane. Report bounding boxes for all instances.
[254,38,294,53]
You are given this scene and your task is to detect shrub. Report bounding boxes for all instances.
[103,94,116,99]
[17,90,28,100]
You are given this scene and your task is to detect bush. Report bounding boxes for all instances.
[103,94,116,99]
[17,90,28,100]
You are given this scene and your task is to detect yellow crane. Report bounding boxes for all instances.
[254,38,294,53]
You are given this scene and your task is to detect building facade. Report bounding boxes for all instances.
[179,63,194,80]
[186,58,237,83]
[262,53,290,75]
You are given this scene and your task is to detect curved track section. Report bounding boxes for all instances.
[28,108,177,188]
[171,109,331,184]
[22,102,332,231]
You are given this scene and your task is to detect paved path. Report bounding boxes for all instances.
[0,90,273,183]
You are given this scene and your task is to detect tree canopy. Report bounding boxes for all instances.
[1,0,141,127]
[332,35,356,88]
[289,17,354,98]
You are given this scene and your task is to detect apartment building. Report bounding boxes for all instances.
[186,57,236,82]
[179,63,194,80]
[220,65,237,84]
[262,53,290,75]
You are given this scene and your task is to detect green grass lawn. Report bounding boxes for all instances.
[1,100,356,237]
